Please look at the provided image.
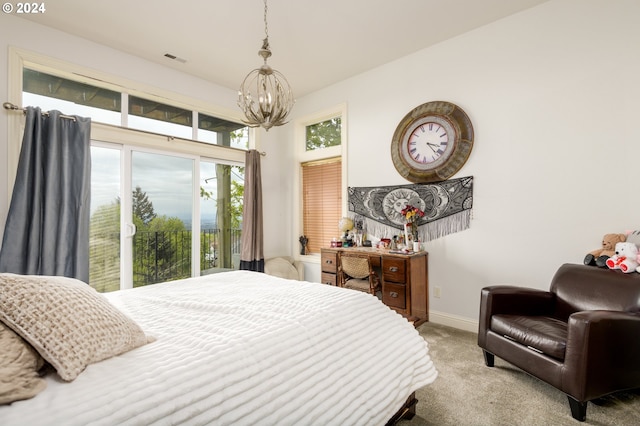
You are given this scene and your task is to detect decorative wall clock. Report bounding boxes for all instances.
[391,101,474,183]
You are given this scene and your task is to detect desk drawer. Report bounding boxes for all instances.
[382,258,406,283]
[321,272,338,286]
[383,282,406,310]
[321,251,338,273]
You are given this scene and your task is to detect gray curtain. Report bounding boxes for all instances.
[0,107,91,282]
[239,149,264,272]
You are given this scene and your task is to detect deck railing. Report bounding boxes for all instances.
[133,228,242,286]
[90,228,241,291]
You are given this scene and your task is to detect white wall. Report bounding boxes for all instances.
[2,0,640,331]
[260,125,295,257]
[287,0,640,329]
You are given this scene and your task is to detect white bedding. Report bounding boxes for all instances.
[0,270,437,425]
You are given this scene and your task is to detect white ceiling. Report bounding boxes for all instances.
[18,0,549,97]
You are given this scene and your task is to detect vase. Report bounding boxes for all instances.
[410,223,418,242]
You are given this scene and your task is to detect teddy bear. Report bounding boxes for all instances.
[584,233,627,268]
[605,241,639,273]
[623,230,640,272]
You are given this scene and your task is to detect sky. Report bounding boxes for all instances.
[90,147,221,226]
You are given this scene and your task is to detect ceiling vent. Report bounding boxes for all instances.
[164,53,187,64]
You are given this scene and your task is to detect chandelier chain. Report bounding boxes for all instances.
[263,0,268,40]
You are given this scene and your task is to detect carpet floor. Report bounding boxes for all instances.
[399,322,640,426]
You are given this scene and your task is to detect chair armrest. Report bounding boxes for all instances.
[292,260,305,281]
[478,286,554,346]
[564,311,640,400]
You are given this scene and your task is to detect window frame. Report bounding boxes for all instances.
[6,47,251,289]
[294,104,348,263]
[6,46,256,196]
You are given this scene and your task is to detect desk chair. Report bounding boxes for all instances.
[338,252,380,296]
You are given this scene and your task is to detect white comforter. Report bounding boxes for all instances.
[1,271,437,425]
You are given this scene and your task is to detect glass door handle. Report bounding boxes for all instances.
[125,223,137,238]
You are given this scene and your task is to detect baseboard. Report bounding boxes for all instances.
[428,310,478,333]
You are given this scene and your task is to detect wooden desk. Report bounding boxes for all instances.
[321,247,429,325]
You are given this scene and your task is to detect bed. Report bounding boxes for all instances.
[0,270,437,425]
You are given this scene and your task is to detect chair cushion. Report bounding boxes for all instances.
[344,278,371,293]
[491,314,568,360]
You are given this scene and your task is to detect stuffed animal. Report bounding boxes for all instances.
[624,231,640,272]
[606,241,639,273]
[584,233,626,268]
[626,230,640,246]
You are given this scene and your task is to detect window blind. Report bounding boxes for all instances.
[302,159,341,254]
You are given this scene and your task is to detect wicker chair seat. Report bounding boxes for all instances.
[344,278,372,292]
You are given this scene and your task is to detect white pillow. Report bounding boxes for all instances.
[0,273,153,381]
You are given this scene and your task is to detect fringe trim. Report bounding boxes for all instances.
[353,210,471,243]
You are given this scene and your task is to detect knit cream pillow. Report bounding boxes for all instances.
[0,273,152,381]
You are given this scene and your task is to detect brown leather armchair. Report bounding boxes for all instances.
[478,263,640,421]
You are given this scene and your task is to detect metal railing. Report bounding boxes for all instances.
[90,228,241,291]
[133,228,242,286]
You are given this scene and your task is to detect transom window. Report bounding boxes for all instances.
[22,68,249,148]
[306,117,341,151]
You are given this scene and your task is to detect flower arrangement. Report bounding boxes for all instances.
[401,204,425,242]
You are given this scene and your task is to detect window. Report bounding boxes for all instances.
[199,113,249,149]
[22,69,121,125]
[128,95,192,139]
[23,68,121,113]
[302,159,342,254]
[18,61,249,292]
[89,145,121,292]
[22,68,249,146]
[297,108,346,256]
[306,117,341,151]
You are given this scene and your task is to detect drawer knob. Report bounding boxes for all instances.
[389,266,398,272]
[390,291,398,298]
[325,260,333,264]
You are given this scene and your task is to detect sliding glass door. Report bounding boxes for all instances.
[89,145,121,292]
[89,144,244,292]
[131,151,194,287]
[199,161,244,275]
